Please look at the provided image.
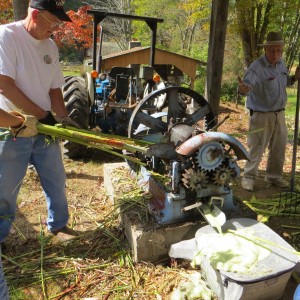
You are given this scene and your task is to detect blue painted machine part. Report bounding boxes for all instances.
[137,166,234,224]
[95,78,109,96]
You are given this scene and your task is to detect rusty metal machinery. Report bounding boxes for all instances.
[127,86,249,224]
[60,9,249,226]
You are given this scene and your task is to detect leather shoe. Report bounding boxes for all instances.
[241,178,254,192]
[265,178,289,188]
[50,226,79,242]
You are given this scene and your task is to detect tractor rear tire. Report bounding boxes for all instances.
[62,76,90,159]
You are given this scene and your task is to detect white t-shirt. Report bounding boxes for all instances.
[0,21,65,111]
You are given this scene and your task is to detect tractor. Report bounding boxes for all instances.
[62,10,213,158]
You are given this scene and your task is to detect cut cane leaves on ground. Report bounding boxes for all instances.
[2,102,299,299]
[243,194,300,218]
[170,272,212,300]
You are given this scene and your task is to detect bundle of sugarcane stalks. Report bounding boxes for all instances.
[36,123,153,165]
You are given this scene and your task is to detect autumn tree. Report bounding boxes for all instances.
[52,5,94,61]
[0,1,13,24]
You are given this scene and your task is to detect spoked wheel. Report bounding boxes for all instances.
[128,86,216,140]
[127,86,216,171]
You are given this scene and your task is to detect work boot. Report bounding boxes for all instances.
[241,178,254,192]
[265,178,289,188]
[50,226,79,242]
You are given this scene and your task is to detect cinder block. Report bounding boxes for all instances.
[103,162,204,262]
[123,211,203,262]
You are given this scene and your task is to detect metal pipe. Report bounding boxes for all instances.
[291,56,300,191]
[176,131,250,161]
[97,26,103,73]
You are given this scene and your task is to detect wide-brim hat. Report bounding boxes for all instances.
[258,32,284,46]
[30,0,72,22]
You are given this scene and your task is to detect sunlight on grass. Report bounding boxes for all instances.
[61,63,83,77]
[286,86,298,117]
[286,87,299,141]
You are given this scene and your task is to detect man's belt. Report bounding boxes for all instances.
[249,108,285,116]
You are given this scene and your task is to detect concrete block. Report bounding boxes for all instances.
[103,162,204,262]
[103,162,129,205]
[123,211,203,262]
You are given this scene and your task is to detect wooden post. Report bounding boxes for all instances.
[205,0,229,116]
[12,0,29,21]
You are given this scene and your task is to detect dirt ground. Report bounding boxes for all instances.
[2,102,300,299]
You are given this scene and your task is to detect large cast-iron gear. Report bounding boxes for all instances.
[182,168,208,190]
[212,165,235,186]
[195,142,225,171]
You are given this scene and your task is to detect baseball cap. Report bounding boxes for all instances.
[29,0,72,22]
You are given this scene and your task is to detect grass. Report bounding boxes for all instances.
[286,86,298,117]
[61,63,83,77]
[286,87,299,141]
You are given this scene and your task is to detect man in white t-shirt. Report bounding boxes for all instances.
[0,1,79,293]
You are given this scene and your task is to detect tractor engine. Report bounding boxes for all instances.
[90,67,138,136]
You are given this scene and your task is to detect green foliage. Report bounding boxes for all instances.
[59,46,85,63]
[232,0,300,68]
[0,1,13,24]
[286,87,298,117]
[190,42,209,62]
[194,66,207,95]
[132,0,211,57]
[194,78,205,96]
[132,0,180,49]
[220,81,238,103]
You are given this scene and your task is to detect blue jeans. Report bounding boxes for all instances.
[0,246,9,299]
[0,134,69,242]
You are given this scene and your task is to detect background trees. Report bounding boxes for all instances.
[0,1,14,24]
[234,0,300,69]
[12,0,28,21]
[52,5,94,61]
[2,0,300,99]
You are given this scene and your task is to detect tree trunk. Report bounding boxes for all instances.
[205,0,229,116]
[285,10,300,71]
[187,24,196,53]
[236,0,272,67]
[12,0,28,21]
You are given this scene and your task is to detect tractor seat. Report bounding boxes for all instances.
[108,67,135,79]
